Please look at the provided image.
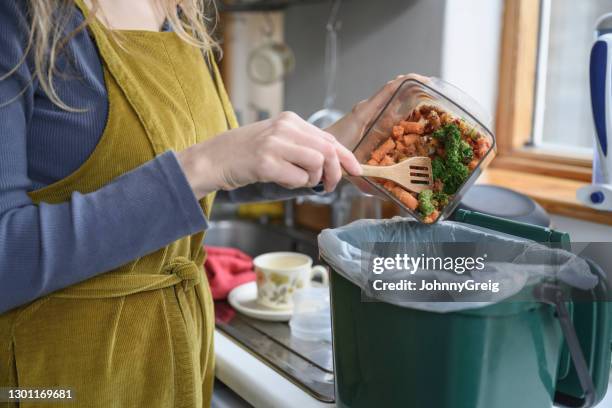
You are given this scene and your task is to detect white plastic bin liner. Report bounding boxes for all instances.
[318,218,597,313]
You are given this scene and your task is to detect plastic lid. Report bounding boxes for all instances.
[289,287,332,342]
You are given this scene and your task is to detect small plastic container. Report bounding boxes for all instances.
[289,287,332,342]
[349,77,497,224]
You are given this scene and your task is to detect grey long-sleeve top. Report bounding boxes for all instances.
[0,3,318,313]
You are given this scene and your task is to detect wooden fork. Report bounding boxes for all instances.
[361,156,433,193]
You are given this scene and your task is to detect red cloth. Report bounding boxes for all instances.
[204,246,255,300]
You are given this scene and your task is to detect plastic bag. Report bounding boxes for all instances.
[318,217,598,313]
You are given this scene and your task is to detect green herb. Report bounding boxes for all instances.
[433,191,449,207]
[431,157,446,180]
[442,160,469,194]
[429,123,471,194]
[432,127,447,140]
[460,140,473,163]
[418,189,435,217]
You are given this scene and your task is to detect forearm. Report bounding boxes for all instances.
[0,151,206,313]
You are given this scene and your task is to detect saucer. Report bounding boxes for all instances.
[228,281,293,322]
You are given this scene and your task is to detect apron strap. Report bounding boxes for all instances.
[204,49,236,130]
[51,257,203,299]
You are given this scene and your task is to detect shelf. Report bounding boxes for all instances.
[479,168,612,226]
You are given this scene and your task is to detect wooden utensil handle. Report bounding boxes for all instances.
[360,164,390,178]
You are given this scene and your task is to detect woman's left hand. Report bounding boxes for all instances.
[326,73,428,150]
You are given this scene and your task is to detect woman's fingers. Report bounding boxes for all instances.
[299,133,341,192]
[274,161,312,190]
[331,138,362,177]
[321,148,342,192]
[276,141,324,187]
[279,114,362,179]
[297,119,362,176]
[276,119,344,191]
[262,112,364,192]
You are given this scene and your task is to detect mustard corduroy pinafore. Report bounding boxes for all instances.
[0,2,237,407]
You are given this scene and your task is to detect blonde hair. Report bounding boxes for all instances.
[1,0,219,111]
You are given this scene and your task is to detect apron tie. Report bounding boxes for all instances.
[51,256,204,299]
[165,256,202,291]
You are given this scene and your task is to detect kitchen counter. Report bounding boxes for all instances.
[215,329,612,408]
[215,329,332,408]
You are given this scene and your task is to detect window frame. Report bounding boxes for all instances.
[493,0,593,183]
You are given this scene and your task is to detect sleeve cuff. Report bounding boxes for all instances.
[155,151,209,233]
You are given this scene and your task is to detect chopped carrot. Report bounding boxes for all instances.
[391,187,418,210]
[423,209,439,224]
[383,180,396,190]
[405,143,417,156]
[403,134,420,146]
[370,138,396,162]
[468,159,479,170]
[399,121,424,135]
[392,125,405,139]
[380,155,395,166]
[367,158,379,166]
[476,137,491,158]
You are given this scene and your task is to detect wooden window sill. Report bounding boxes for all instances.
[479,168,612,226]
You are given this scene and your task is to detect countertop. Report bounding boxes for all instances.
[215,328,612,408]
[215,329,331,408]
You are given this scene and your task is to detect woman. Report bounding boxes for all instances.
[0,1,409,406]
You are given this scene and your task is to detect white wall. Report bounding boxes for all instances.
[284,0,503,122]
[440,0,504,124]
[284,0,446,118]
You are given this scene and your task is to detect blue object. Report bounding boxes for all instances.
[590,191,606,204]
[578,17,612,210]
[589,40,608,157]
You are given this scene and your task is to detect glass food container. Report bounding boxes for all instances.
[349,77,497,224]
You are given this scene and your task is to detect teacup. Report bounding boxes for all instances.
[253,252,328,310]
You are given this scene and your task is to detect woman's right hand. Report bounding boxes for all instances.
[177,111,363,200]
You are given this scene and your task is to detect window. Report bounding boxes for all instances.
[532,0,611,155]
[487,0,612,225]
[494,0,593,181]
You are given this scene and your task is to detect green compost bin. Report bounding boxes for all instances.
[321,210,611,408]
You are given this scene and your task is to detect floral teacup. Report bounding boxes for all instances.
[253,252,328,310]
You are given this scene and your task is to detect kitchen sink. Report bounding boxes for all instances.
[206,219,319,260]
[206,219,335,403]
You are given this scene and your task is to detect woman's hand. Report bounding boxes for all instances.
[177,111,363,200]
[326,74,429,150]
